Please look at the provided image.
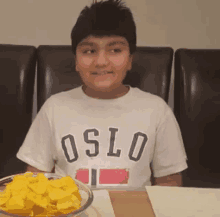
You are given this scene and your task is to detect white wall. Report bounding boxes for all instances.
[1,0,219,120]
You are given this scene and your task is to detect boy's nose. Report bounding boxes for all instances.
[96,51,109,65]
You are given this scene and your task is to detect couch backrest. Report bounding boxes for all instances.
[37,46,173,111]
[0,44,36,178]
[174,48,220,188]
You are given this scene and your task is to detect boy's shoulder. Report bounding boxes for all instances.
[48,86,83,101]
[40,86,83,110]
[130,87,171,115]
[131,87,167,104]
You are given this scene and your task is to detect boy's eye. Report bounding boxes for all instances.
[82,49,122,54]
[111,49,122,53]
[83,49,95,54]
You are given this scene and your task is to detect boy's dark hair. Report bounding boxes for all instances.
[71,0,136,56]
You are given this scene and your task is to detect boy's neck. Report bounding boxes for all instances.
[82,84,130,99]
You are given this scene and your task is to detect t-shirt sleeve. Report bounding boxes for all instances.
[16,98,55,172]
[152,103,188,178]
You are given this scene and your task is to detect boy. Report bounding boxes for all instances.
[17,0,188,189]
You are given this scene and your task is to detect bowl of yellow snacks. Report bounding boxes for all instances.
[0,172,94,217]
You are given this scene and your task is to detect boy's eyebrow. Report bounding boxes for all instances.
[78,41,127,47]
[108,41,127,46]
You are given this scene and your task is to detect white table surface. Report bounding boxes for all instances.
[146,186,220,217]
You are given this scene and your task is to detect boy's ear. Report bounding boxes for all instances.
[130,54,135,62]
[129,54,135,70]
[73,54,79,71]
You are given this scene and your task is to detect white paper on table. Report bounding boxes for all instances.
[145,186,220,217]
[79,190,115,217]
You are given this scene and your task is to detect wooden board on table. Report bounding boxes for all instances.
[109,191,156,217]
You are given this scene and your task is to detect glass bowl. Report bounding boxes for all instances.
[0,172,94,217]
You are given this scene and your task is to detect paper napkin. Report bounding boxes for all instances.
[145,186,220,217]
[80,189,115,217]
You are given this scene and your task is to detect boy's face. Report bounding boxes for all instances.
[74,35,134,92]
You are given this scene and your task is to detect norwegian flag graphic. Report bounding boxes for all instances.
[75,168,129,186]
[75,169,89,184]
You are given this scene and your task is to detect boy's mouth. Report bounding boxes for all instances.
[91,71,113,75]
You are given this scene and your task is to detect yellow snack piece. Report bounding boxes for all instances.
[31,205,45,216]
[71,195,81,209]
[0,196,10,206]
[0,172,82,216]
[0,188,11,200]
[0,189,10,198]
[59,207,76,215]
[63,185,79,194]
[73,191,82,201]
[49,188,70,201]
[6,196,25,210]
[23,172,34,177]
[27,176,38,183]
[34,195,49,208]
[45,184,55,195]
[19,189,28,199]
[49,179,65,188]
[29,180,48,195]
[36,173,47,181]
[62,176,77,188]
[2,208,32,216]
[24,199,35,210]
[57,199,74,210]
[57,194,72,204]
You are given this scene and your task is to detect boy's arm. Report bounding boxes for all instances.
[153,172,182,186]
[150,164,183,186]
[26,164,55,173]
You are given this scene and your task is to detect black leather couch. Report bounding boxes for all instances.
[174,48,220,188]
[37,46,173,111]
[2,43,220,189]
[0,44,36,178]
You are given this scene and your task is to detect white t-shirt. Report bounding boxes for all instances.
[17,85,188,190]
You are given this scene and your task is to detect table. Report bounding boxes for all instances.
[109,191,156,217]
